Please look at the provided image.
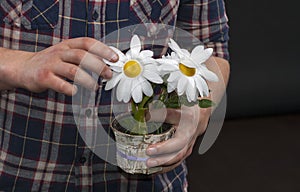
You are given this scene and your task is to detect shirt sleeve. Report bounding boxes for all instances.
[176,0,230,60]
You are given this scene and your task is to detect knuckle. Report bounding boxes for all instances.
[27,68,51,92]
[182,135,191,144]
[49,45,65,55]
[73,49,86,63]
[201,107,211,116]
[35,68,51,83]
[65,49,85,63]
[98,64,107,75]
[177,151,186,160]
[155,159,162,166]
[199,126,207,135]
[68,66,78,79]
[186,110,194,118]
[80,37,95,49]
[187,148,193,156]
[169,154,182,165]
[57,81,68,94]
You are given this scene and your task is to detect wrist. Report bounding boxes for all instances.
[0,48,33,90]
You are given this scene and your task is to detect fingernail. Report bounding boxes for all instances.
[103,69,112,79]
[147,147,157,155]
[147,159,158,167]
[110,54,118,62]
[72,85,78,95]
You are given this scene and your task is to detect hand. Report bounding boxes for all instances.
[0,37,118,95]
[146,105,211,173]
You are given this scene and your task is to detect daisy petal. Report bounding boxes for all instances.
[123,81,133,103]
[156,58,178,66]
[167,71,181,82]
[116,78,126,102]
[171,52,180,60]
[187,77,196,89]
[117,78,131,102]
[144,65,158,73]
[105,73,122,90]
[125,49,132,59]
[181,58,195,68]
[143,70,163,84]
[141,58,156,65]
[192,48,213,64]
[158,64,178,73]
[131,81,143,103]
[199,67,219,82]
[195,76,209,97]
[130,35,141,59]
[139,50,153,59]
[181,49,191,57]
[167,81,177,93]
[140,78,153,97]
[110,66,122,73]
[168,39,181,52]
[177,76,188,95]
[190,45,204,59]
[168,39,184,58]
[103,59,124,67]
[186,83,197,102]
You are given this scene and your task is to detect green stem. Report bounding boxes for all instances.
[139,96,151,110]
[133,96,150,122]
[131,101,137,115]
[131,96,152,135]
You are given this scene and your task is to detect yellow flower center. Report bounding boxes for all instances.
[123,60,142,78]
[179,63,196,77]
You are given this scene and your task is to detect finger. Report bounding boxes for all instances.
[146,120,198,157]
[61,49,112,79]
[147,139,195,170]
[44,74,77,96]
[147,146,189,167]
[146,135,190,156]
[64,37,119,62]
[51,61,77,80]
[155,146,194,173]
[147,152,177,167]
[53,62,98,91]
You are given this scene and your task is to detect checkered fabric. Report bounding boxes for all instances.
[0,0,229,191]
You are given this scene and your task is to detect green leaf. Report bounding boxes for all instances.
[165,93,180,108]
[198,99,216,108]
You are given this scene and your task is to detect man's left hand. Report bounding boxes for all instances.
[146,105,211,173]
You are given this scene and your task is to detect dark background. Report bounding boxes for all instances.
[226,0,300,118]
[188,0,300,191]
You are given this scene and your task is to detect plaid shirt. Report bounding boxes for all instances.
[0,0,229,191]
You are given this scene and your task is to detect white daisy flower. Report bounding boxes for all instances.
[157,39,219,102]
[104,35,163,103]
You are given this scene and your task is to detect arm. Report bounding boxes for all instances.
[0,38,118,95]
[146,0,230,172]
[196,56,230,136]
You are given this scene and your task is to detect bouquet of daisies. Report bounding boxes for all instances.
[104,35,218,135]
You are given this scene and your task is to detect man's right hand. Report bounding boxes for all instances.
[0,37,118,95]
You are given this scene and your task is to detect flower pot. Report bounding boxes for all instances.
[111,113,175,174]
